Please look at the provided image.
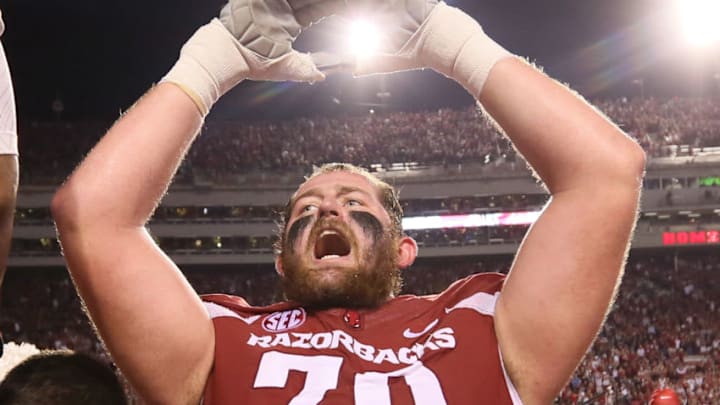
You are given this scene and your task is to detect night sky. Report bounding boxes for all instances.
[1,0,718,121]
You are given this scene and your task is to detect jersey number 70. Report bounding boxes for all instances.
[254,351,448,404]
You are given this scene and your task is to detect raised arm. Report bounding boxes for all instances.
[52,85,211,405]
[352,2,645,403]
[480,58,644,404]
[50,2,323,403]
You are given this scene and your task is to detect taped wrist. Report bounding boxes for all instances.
[420,3,513,98]
[161,19,249,116]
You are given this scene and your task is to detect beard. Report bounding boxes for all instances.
[279,213,402,310]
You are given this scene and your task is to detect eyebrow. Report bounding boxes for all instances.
[338,186,372,198]
[290,185,374,211]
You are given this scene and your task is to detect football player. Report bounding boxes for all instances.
[52,1,645,404]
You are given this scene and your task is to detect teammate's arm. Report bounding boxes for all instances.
[50,3,323,404]
[0,13,18,294]
[351,3,645,403]
[0,154,17,290]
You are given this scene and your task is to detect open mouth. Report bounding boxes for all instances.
[314,230,351,260]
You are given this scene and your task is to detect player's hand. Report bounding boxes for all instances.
[345,0,441,76]
[218,0,325,82]
[162,0,325,115]
[347,1,511,98]
[287,0,349,28]
[307,0,438,76]
[349,1,473,76]
[349,0,438,56]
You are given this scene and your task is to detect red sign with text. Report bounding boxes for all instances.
[662,230,720,246]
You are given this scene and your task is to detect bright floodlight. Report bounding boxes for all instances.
[347,19,381,57]
[677,0,720,46]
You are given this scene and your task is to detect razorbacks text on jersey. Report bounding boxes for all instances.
[201,272,524,405]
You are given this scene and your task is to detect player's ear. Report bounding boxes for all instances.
[275,256,285,276]
[397,235,418,269]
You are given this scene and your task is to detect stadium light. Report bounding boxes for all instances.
[347,19,381,57]
[402,211,541,230]
[676,0,720,47]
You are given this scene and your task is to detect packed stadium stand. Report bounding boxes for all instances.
[4,97,720,403]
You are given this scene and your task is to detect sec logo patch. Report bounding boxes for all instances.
[262,308,306,332]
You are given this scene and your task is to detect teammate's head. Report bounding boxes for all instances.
[0,350,127,405]
[649,388,681,405]
[275,163,417,309]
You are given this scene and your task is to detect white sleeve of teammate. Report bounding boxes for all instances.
[0,23,17,156]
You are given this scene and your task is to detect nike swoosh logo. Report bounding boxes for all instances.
[205,302,262,325]
[237,315,261,325]
[444,292,500,316]
[403,319,439,339]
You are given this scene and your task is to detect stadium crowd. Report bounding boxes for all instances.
[9,226,533,257]
[12,194,549,227]
[8,83,720,404]
[16,96,720,185]
[2,253,718,404]
[557,253,720,405]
